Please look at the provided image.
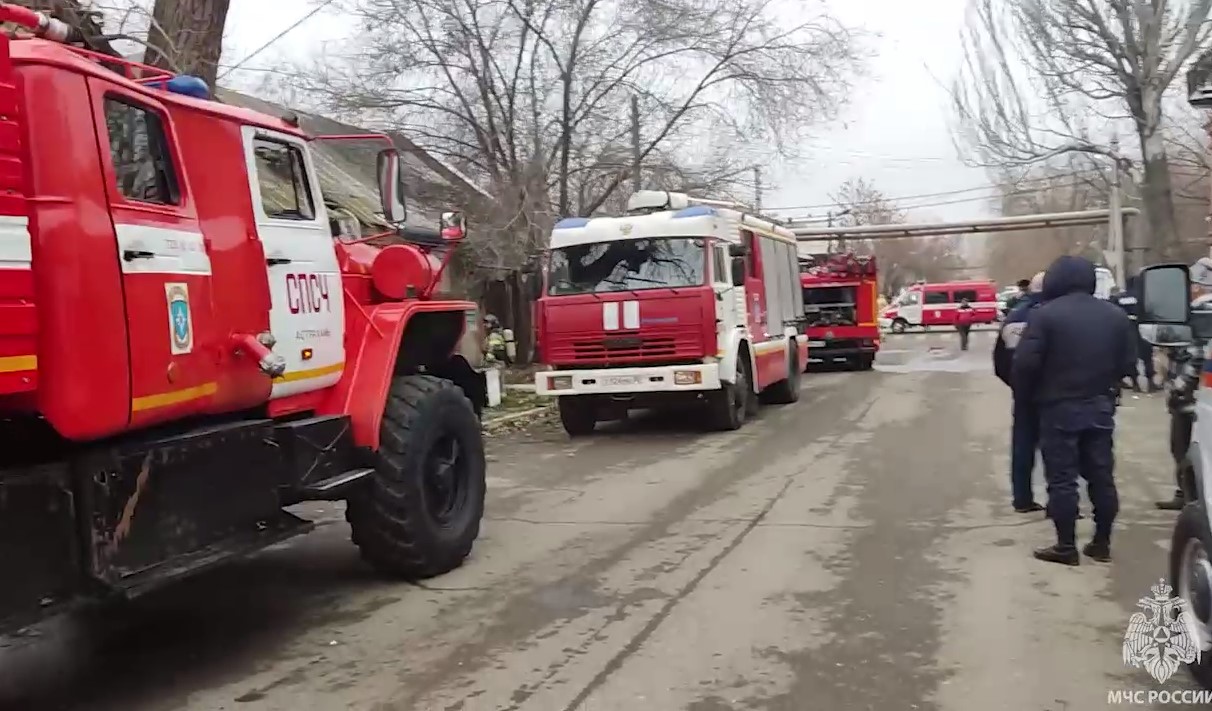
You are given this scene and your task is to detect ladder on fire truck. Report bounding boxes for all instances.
[785,208,1142,289]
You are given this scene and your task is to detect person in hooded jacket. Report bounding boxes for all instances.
[993,270,1046,513]
[1012,255,1137,566]
[954,299,975,350]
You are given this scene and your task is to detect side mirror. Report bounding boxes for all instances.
[441,211,466,241]
[728,244,748,258]
[376,148,407,224]
[731,256,746,287]
[1140,263,1191,325]
[1139,323,1193,348]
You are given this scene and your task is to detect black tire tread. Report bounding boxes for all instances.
[761,345,800,405]
[346,374,486,580]
[1170,502,1212,690]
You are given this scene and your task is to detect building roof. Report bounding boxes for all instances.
[217,88,488,234]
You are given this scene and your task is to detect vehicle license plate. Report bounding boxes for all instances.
[605,375,639,387]
[808,340,826,347]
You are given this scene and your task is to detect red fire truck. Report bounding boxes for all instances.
[534,190,808,435]
[799,252,880,370]
[0,6,487,635]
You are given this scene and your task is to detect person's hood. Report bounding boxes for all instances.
[1042,255,1096,300]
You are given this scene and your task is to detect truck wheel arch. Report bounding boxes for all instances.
[718,332,756,391]
[320,301,484,449]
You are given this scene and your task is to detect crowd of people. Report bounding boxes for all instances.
[989,255,1151,566]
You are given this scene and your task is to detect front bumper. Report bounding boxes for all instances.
[807,337,878,360]
[535,363,721,396]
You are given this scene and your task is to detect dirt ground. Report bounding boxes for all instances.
[0,330,1197,711]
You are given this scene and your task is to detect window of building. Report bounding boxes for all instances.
[252,138,317,221]
[104,97,180,205]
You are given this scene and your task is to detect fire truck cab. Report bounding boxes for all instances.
[534,190,808,435]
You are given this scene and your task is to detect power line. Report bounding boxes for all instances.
[218,0,337,80]
[765,172,1088,212]
[786,179,1093,218]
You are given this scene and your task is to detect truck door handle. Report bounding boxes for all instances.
[266,257,292,266]
[122,249,155,261]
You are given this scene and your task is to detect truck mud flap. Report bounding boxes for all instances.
[0,462,82,632]
[78,419,311,597]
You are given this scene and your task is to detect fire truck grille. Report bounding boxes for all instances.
[549,330,703,364]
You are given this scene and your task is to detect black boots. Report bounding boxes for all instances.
[1082,541,1112,562]
[1034,545,1080,566]
[1015,502,1045,513]
[1156,492,1185,511]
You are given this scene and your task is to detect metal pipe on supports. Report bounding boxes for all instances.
[787,208,1141,241]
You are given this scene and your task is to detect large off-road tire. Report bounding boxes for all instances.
[891,318,908,334]
[558,395,597,437]
[346,375,486,579]
[710,356,751,431]
[1170,501,1212,690]
[761,346,800,405]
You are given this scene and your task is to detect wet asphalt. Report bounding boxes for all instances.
[0,330,1200,710]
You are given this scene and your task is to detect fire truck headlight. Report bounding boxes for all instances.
[548,375,573,390]
[674,370,702,385]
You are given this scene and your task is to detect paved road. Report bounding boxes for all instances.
[0,332,1197,710]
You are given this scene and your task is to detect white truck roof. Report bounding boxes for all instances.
[549,193,795,250]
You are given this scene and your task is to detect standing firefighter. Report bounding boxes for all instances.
[1012,256,1137,566]
[955,299,975,351]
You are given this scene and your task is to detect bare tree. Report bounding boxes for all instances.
[289,0,865,275]
[142,0,230,87]
[951,0,1212,261]
[829,177,965,295]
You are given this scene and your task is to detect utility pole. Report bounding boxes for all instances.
[1106,135,1126,290]
[753,166,762,212]
[630,96,641,192]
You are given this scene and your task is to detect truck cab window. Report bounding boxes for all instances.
[953,289,978,303]
[713,244,728,284]
[547,237,706,296]
[104,98,180,205]
[253,138,317,221]
[924,291,948,305]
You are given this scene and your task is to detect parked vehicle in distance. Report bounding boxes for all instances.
[533,190,807,435]
[799,252,880,370]
[878,280,999,333]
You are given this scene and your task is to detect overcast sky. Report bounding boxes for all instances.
[221,0,996,223]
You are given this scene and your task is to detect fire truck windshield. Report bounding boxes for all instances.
[546,237,706,296]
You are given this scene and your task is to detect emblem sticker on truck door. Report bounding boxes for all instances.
[165,282,193,355]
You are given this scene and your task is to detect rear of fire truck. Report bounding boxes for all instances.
[799,252,880,370]
[533,191,760,436]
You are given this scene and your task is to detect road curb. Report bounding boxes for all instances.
[482,405,553,429]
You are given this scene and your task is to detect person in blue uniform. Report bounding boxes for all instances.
[1012,256,1137,566]
[993,271,1045,513]
[1114,274,1159,392]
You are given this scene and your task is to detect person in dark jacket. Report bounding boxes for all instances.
[1012,255,1137,566]
[1004,279,1031,314]
[993,271,1045,513]
[1114,274,1159,392]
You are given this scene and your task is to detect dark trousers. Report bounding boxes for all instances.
[1171,410,1194,499]
[1010,401,1039,508]
[957,325,971,350]
[1138,336,1155,381]
[1040,399,1119,548]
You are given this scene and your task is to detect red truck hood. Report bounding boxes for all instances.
[539,290,712,365]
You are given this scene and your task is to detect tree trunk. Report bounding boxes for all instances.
[1137,131,1181,265]
[144,0,231,89]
